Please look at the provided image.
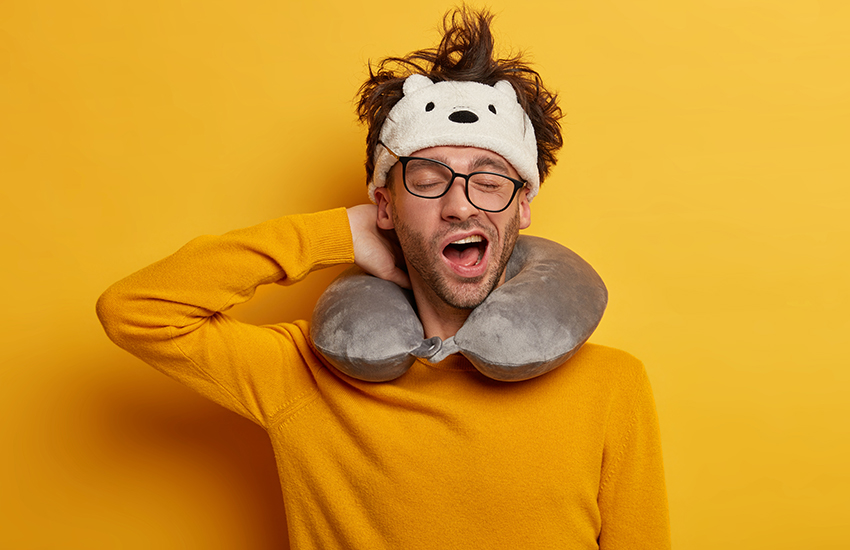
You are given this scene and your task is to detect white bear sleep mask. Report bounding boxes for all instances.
[310,235,607,382]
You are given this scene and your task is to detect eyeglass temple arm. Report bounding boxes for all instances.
[379,141,400,160]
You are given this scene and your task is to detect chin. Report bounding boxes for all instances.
[433,271,502,310]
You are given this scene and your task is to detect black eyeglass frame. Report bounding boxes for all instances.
[380,143,527,213]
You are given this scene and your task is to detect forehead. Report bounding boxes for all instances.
[409,146,519,177]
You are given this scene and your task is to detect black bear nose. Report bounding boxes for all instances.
[448,110,478,123]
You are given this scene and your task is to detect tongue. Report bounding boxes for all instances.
[444,245,480,267]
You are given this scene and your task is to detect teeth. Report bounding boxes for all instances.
[451,235,483,245]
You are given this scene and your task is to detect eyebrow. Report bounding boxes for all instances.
[470,155,510,173]
[427,154,511,174]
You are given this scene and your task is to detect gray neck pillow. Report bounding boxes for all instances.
[310,235,607,382]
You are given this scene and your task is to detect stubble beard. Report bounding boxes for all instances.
[393,211,521,311]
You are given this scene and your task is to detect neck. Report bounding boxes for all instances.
[416,296,472,341]
[408,274,472,341]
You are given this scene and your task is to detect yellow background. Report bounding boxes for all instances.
[2,0,848,547]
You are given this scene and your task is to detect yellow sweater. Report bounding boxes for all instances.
[97,208,670,549]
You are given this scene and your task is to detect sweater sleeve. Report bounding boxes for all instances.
[96,208,354,427]
[597,361,671,549]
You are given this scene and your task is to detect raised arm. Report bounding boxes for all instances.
[96,209,357,426]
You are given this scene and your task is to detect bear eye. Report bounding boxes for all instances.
[488,104,497,114]
[425,102,435,112]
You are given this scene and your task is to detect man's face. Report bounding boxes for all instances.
[375,146,531,310]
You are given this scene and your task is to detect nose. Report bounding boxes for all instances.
[440,176,478,221]
[448,110,479,123]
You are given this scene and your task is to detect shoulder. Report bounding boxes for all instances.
[543,343,654,410]
[572,342,643,367]
[569,343,648,385]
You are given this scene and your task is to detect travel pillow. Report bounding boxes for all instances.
[310,235,607,382]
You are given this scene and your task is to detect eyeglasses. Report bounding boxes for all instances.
[381,143,526,213]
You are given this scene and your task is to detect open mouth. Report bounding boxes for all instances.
[443,235,488,268]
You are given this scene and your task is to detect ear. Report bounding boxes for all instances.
[403,74,433,96]
[517,187,531,230]
[374,186,395,230]
[494,80,518,102]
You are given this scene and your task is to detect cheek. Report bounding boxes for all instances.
[490,208,521,240]
[395,207,430,239]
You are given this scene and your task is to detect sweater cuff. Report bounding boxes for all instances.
[299,207,356,270]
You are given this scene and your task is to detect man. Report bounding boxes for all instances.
[97,8,670,549]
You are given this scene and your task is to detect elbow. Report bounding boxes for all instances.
[95,283,135,348]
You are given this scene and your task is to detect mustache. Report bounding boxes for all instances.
[434,220,496,243]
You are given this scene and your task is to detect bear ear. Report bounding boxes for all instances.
[403,74,434,96]
[494,80,518,102]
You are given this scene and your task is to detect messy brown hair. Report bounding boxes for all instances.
[356,6,563,185]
